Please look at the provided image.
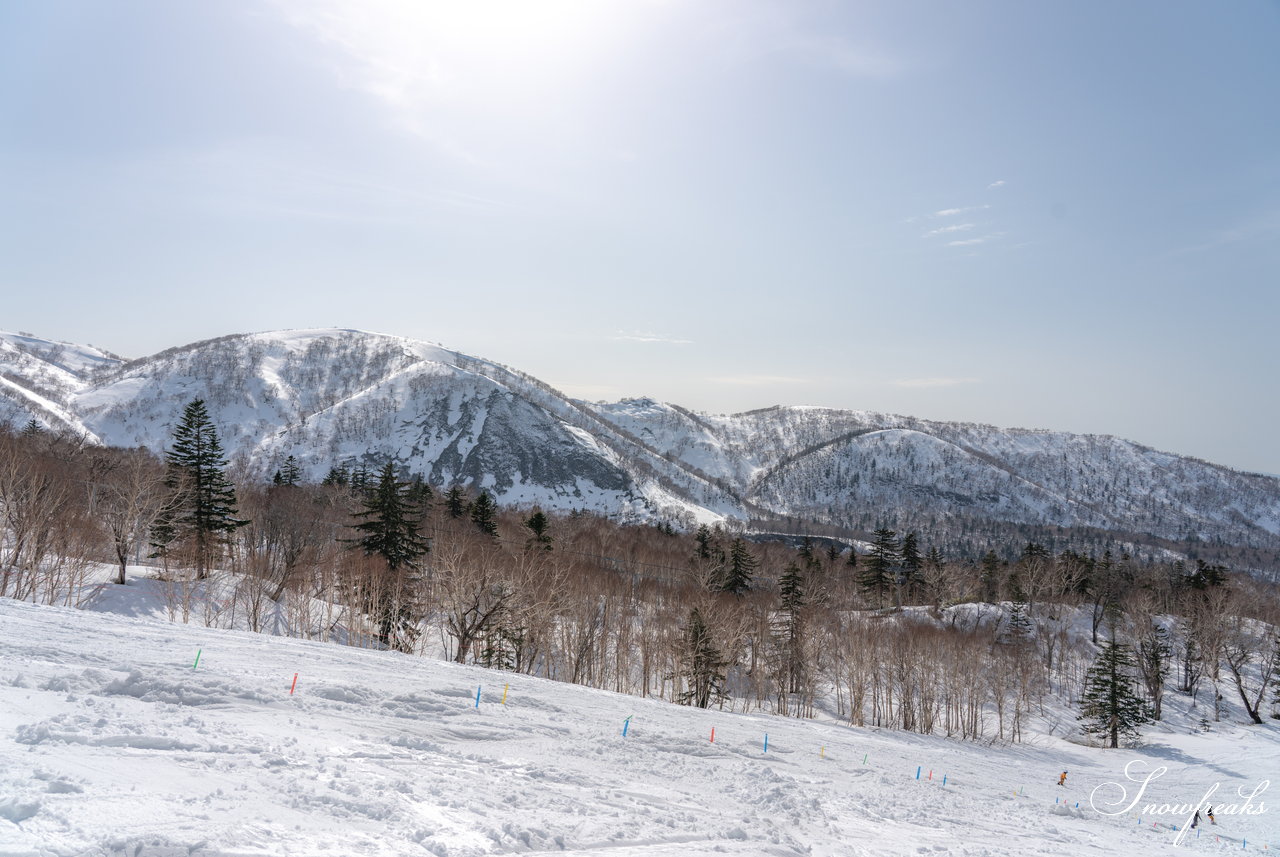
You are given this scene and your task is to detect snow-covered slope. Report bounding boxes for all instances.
[3,595,1278,856]
[588,399,1280,558]
[0,331,121,439]
[61,329,744,523]
[3,329,1279,564]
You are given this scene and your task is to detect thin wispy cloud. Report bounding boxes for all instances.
[612,331,693,345]
[892,377,980,388]
[934,205,989,218]
[947,232,1005,247]
[988,180,1006,189]
[925,223,975,237]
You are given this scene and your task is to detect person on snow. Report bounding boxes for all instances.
[1191,809,1201,829]
[1057,771,1067,787]
[1207,806,1216,825]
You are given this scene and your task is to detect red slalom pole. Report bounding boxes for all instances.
[290,673,299,695]
[710,727,715,743]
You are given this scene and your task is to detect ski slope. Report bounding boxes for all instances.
[1,593,1277,856]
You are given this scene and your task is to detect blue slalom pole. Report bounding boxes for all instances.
[622,715,632,737]
[763,733,768,752]
[916,766,921,780]
[475,686,481,708]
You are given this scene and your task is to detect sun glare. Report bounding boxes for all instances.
[285,0,642,116]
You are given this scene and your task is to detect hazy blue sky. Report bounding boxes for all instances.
[3,1,1278,473]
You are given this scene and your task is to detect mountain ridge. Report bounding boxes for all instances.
[2,327,1278,568]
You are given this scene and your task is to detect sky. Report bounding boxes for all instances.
[2,1,1278,474]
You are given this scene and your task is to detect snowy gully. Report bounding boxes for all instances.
[1089,759,1269,845]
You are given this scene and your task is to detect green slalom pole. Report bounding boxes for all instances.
[193,649,202,669]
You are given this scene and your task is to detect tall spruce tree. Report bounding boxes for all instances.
[470,491,499,537]
[980,550,1002,602]
[444,485,469,519]
[405,475,433,531]
[273,455,302,487]
[347,462,429,651]
[1079,640,1154,748]
[776,563,807,695]
[524,509,553,551]
[721,538,757,595]
[798,537,814,564]
[693,524,716,560]
[861,528,899,609]
[900,532,923,603]
[150,399,246,579]
[322,465,350,487]
[349,462,429,570]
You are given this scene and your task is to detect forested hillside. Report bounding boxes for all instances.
[3,327,1279,571]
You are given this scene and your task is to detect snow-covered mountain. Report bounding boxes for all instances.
[3,328,1279,565]
[0,331,122,441]
[590,399,1280,558]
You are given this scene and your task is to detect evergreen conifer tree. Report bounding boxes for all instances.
[776,563,808,694]
[797,537,814,564]
[322,465,349,487]
[678,607,728,708]
[524,509,553,551]
[350,464,371,493]
[721,538,757,595]
[150,399,246,579]
[349,462,429,572]
[274,455,302,487]
[444,485,469,519]
[900,532,922,602]
[1079,640,1154,748]
[405,475,433,528]
[693,524,716,560]
[470,491,499,537]
[980,550,1002,602]
[347,461,429,651]
[860,528,899,609]
[1001,602,1033,645]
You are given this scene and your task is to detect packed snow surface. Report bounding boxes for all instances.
[2,594,1279,856]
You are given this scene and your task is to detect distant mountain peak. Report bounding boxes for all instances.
[3,327,1278,570]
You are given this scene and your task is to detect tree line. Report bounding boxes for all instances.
[2,402,1278,746]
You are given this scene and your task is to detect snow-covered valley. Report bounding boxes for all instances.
[2,585,1278,856]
